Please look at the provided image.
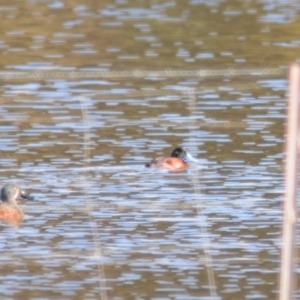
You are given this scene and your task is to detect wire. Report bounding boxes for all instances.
[0,67,285,80]
[79,97,108,300]
[186,88,218,298]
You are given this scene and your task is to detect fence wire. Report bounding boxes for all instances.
[0,67,286,80]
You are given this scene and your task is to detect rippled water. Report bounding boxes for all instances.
[0,0,299,299]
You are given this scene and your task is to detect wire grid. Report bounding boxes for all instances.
[4,66,286,299]
[0,67,285,80]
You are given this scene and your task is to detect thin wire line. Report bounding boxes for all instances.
[186,88,218,298]
[0,67,285,80]
[79,97,108,300]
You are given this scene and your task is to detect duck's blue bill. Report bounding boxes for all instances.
[20,190,35,200]
[184,152,198,163]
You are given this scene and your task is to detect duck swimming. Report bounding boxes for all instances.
[0,183,34,222]
[145,147,197,170]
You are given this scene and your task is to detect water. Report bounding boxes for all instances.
[0,0,298,299]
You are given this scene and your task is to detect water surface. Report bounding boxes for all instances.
[0,0,298,299]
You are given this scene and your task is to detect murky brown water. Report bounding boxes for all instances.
[0,0,299,299]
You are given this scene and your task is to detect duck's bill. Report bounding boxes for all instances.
[184,152,198,163]
[20,190,35,200]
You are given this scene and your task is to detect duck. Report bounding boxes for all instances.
[145,147,197,170]
[0,183,34,222]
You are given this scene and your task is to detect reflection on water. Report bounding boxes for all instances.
[0,0,298,299]
[0,76,286,299]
